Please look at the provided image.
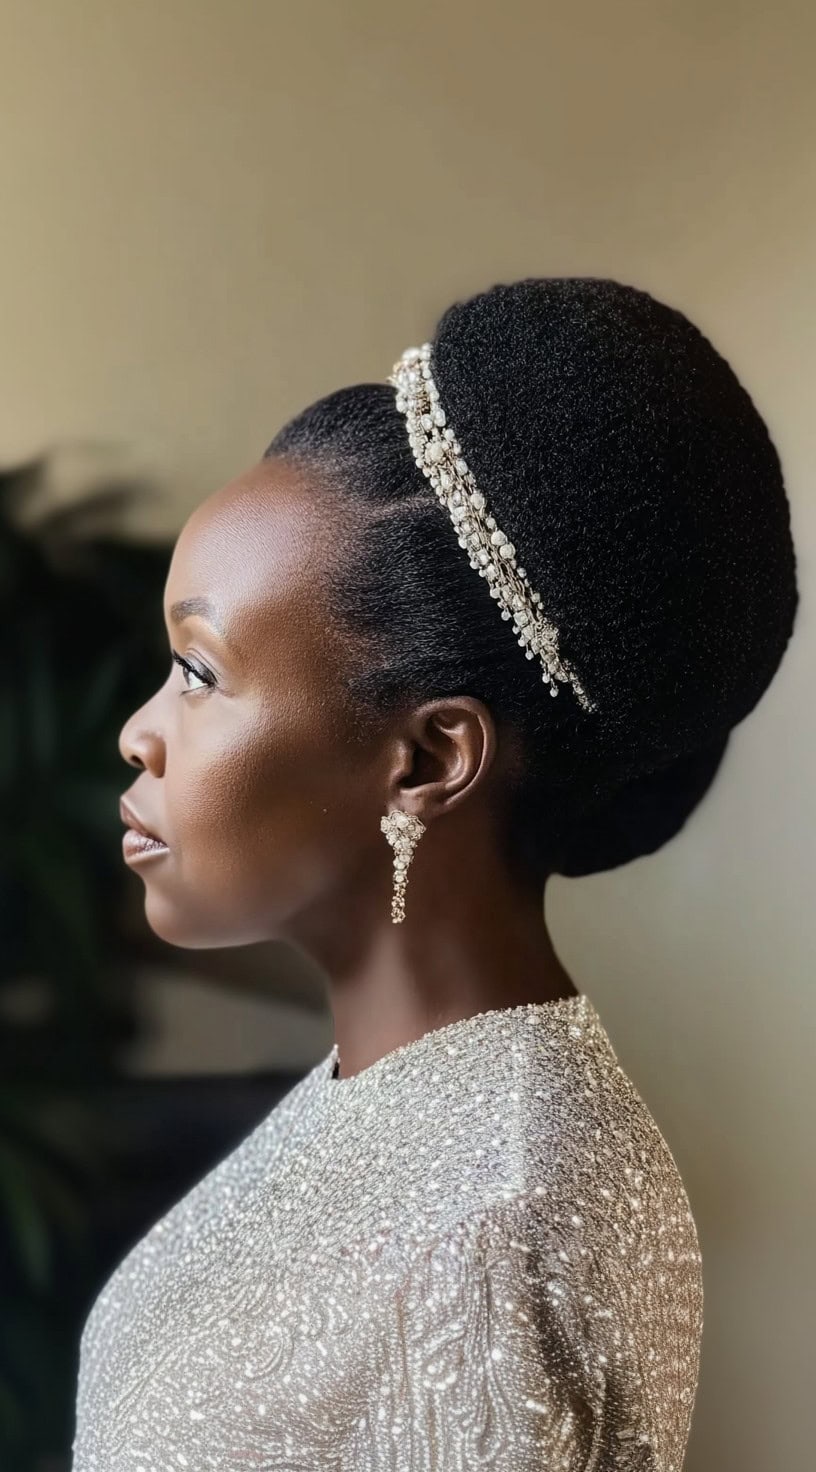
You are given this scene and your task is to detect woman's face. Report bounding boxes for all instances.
[118,455,389,949]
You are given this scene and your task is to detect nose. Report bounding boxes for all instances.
[119,700,166,775]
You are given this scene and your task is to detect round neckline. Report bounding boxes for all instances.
[325,993,590,1090]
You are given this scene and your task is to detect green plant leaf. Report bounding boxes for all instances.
[15,822,100,969]
[0,1144,52,1289]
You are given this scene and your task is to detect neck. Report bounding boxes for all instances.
[282,781,580,1081]
[309,877,577,1082]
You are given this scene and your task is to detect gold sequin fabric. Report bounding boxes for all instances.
[71,994,703,1470]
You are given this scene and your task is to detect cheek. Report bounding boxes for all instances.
[156,707,367,937]
[170,723,299,874]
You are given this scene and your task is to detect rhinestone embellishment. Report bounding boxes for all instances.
[379,809,426,923]
[389,343,596,713]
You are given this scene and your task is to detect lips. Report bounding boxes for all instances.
[122,831,168,861]
[120,796,169,861]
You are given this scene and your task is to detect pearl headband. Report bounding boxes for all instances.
[389,343,596,713]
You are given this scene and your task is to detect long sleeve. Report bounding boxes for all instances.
[336,1193,620,1471]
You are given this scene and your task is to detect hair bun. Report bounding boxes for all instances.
[268,276,798,882]
[554,734,730,876]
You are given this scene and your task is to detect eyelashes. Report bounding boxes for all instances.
[171,650,216,693]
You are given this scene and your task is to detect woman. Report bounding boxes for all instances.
[72,278,797,1470]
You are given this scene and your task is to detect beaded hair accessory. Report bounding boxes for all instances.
[389,343,596,713]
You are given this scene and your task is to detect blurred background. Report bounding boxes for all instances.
[1,2,814,1469]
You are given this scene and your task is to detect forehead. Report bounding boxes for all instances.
[166,456,339,665]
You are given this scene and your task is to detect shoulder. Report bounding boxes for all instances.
[361,1176,701,1470]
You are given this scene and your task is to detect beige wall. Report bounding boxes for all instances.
[3,2,814,1466]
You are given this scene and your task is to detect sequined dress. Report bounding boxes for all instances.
[71,994,703,1470]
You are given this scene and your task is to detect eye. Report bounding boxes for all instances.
[172,650,216,693]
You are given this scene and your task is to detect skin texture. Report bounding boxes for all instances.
[119,455,578,1079]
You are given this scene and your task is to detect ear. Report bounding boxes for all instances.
[385,696,499,825]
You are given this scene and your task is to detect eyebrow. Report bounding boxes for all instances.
[168,596,232,647]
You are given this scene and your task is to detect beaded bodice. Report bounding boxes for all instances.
[72,994,703,1471]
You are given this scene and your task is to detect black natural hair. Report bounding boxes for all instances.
[265,278,798,884]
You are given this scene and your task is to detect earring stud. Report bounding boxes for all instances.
[380,809,426,923]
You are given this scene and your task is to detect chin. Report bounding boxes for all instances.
[142,893,239,950]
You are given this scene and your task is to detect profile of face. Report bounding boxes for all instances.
[118,456,386,949]
[118,455,499,952]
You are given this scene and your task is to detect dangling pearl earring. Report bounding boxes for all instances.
[379,810,426,923]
